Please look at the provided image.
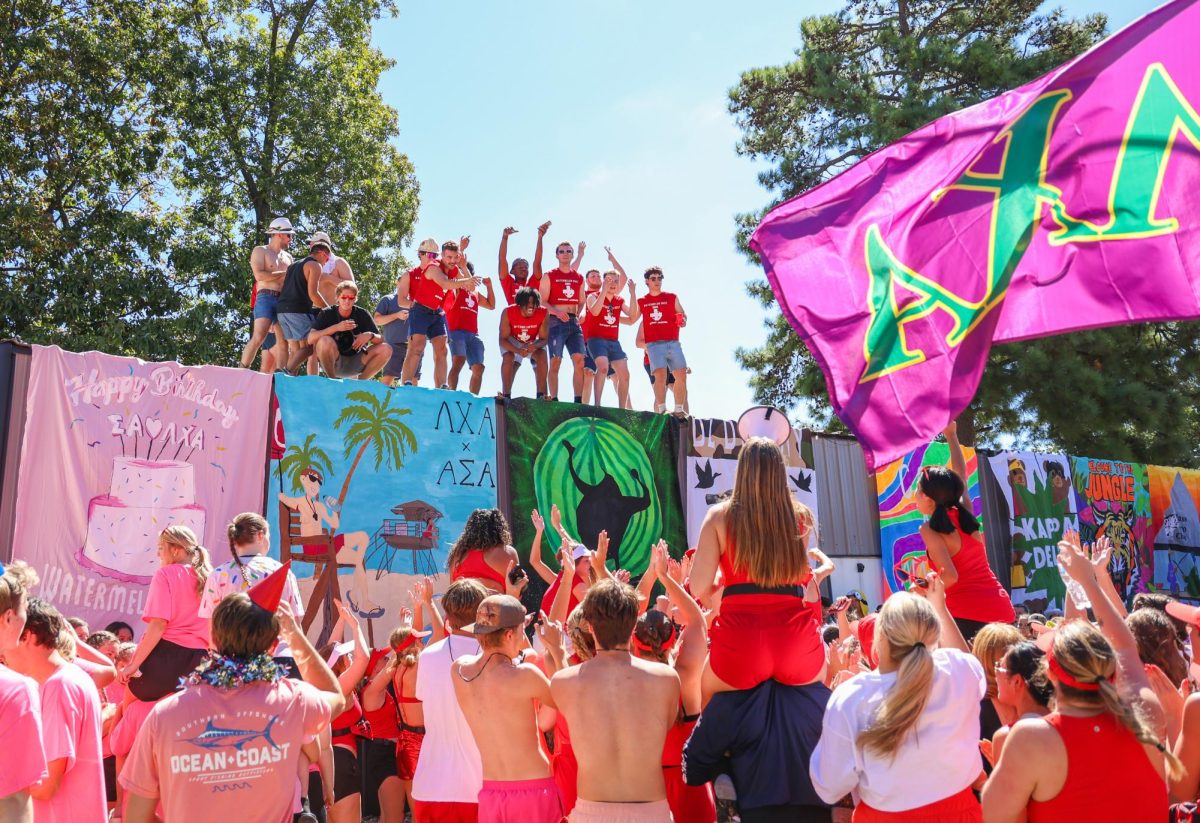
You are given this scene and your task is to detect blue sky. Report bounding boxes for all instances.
[373,0,1159,422]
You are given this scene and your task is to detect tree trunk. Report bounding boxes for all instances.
[336,437,372,508]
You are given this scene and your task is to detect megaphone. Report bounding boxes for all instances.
[736,405,792,447]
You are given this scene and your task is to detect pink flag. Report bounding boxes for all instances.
[752,0,1200,469]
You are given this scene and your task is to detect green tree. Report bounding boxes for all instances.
[279,433,335,492]
[729,1,1200,466]
[332,389,417,506]
[1,0,419,367]
[163,0,420,366]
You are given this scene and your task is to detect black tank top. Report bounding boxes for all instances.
[278,255,316,313]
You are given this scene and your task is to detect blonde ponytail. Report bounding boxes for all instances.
[1054,621,1183,780]
[160,525,213,596]
[856,593,940,758]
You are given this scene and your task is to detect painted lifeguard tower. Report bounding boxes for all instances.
[366,500,442,578]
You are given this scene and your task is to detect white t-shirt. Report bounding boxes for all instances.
[198,556,305,620]
[810,647,986,812]
[412,634,482,803]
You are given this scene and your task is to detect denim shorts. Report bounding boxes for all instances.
[263,331,277,351]
[449,330,485,367]
[408,303,447,340]
[252,289,280,321]
[278,311,315,341]
[383,343,407,378]
[548,315,585,359]
[647,339,686,372]
[586,337,626,363]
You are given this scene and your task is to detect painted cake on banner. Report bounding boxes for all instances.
[686,416,818,548]
[986,452,1076,611]
[11,345,271,628]
[267,376,497,638]
[505,398,686,580]
[1149,464,1200,598]
[876,441,983,595]
[1070,456,1152,602]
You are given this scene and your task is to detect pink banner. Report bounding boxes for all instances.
[11,346,271,629]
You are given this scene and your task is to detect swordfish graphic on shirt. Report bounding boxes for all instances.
[184,715,281,751]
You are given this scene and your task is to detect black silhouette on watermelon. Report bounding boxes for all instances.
[564,440,651,569]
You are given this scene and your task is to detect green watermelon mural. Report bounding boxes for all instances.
[505,399,686,578]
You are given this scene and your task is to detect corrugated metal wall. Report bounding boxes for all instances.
[811,434,881,558]
[977,453,1015,593]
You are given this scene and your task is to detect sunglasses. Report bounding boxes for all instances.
[422,251,438,258]
[557,248,573,255]
[338,294,357,300]
[304,473,322,483]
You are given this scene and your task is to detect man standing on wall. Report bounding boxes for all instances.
[534,222,587,403]
[240,217,295,369]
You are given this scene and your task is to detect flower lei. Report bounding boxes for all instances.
[183,652,286,690]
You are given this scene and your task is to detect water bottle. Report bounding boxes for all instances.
[1058,560,1092,610]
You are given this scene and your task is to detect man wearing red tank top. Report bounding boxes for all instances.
[636,267,689,414]
[584,271,638,407]
[499,287,551,399]
[398,238,480,388]
[445,261,495,395]
[534,221,588,403]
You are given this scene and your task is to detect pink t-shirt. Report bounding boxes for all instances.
[143,563,210,649]
[35,662,106,823]
[120,678,332,823]
[0,665,48,797]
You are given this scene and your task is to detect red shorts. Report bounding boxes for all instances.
[413,799,479,823]
[478,777,563,823]
[303,533,345,557]
[664,766,715,823]
[708,594,825,690]
[854,786,982,822]
[396,726,424,781]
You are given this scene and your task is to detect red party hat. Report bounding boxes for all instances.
[248,561,291,613]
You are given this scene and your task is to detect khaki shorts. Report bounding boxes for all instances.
[569,798,672,822]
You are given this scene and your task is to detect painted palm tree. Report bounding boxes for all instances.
[333,389,418,507]
[278,433,334,492]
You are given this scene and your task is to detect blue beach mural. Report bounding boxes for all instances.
[267,376,498,637]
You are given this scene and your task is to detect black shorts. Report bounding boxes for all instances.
[104,754,117,802]
[129,640,208,701]
[360,737,400,795]
[643,359,676,385]
[333,744,361,800]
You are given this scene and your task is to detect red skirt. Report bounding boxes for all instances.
[853,787,981,822]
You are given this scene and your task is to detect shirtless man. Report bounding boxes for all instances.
[278,467,383,618]
[309,231,354,310]
[534,222,587,403]
[551,579,680,822]
[240,217,295,369]
[452,595,563,822]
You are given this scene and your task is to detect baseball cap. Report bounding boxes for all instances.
[266,217,296,235]
[417,238,439,254]
[307,231,334,250]
[571,544,593,562]
[462,594,526,635]
[1166,600,1200,627]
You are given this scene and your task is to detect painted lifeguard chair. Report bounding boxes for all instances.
[366,500,442,579]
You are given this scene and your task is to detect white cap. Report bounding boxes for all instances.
[307,230,334,250]
[571,544,593,562]
[266,217,296,235]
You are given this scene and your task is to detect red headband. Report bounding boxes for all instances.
[1047,648,1107,692]
[632,622,677,656]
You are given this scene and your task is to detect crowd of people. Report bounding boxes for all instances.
[239,220,690,413]
[1,426,1193,822]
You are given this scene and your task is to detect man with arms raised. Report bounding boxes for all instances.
[240,217,294,369]
[120,566,344,823]
[551,578,680,822]
[308,280,392,380]
[533,222,587,402]
[452,595,562,821]
[412,578,489,822]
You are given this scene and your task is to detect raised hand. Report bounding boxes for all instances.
[538,611,563,653]
[577,240,586,256]
[1057,530,1097,585]
[595,530,610,571]
[615,569,631,584]
[399,606,415,627]
[334,598,359,628]
[531,509,545,532]
[278,600,303,639]
[1090,533,1114,576]
[605,246,617,265]
[538,221,551,237]
[650,541,669,579]
[550,503,563,530]
[459,235,471,252]
[503,226,518,237]
[560,544,576,579]
[830,595,852,614]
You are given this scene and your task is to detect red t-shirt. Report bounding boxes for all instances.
[545,269,583,307]
[583,295,623,341]
[445,288,481,334]
[503,274,541,306]
[638,291,680,342]
[506,305,548,346]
